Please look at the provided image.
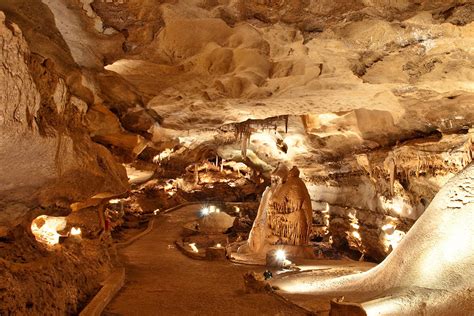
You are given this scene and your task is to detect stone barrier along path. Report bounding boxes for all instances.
[79,268,125,316]
[104,204,305,315]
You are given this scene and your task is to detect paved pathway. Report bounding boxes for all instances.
[104,204,305,316]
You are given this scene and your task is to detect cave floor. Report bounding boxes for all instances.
[104,204,307,316]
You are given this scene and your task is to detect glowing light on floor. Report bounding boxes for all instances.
[216,243,222,248]
[201,205,221,216]
[381,223,395,232]
[352,231,361,239]
[275,249,287,262]
[70,227,82,236]
[201,207,210,216]
[31,215,67,246]
[351,222,360,230]
[189,243,199,253]
[379,196,412,217]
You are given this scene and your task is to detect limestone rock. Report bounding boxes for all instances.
[85,104,148,157]
[247,165,312,254]
[199,212,235,233]
[267,166,313,246]
[120,107,163,139]
[0,13,128,235]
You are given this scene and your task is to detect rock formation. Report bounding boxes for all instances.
[273,162,474,315]
[247,165,312,255]
[0,12,128,236]
[247,164,289,253]
[267,166,313,246]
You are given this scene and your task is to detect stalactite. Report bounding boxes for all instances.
[416,154,420,178]
[262,166,313,247]
[241,133,249,158]
[384,153,396,196]
[194,164,199,185]
[462,133,473,167]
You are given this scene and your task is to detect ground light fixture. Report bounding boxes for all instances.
[189,243,199,253]
[201,207,210,216]
[275,249,287,262]
[70,227,82,236]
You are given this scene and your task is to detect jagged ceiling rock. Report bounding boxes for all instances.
[0,0,77,74]
[87,1,473,133]
[85,103,148,158]
[5,0,467,134]
[41,0,124,69]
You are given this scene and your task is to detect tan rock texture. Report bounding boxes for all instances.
[247,165,312,253]
[0,13,128,234]
[273,162,474,315]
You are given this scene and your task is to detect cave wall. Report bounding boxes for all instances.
[214,112,473,261]
[0,0,471,261]
[0,12,128,236]
[309,131,473,261]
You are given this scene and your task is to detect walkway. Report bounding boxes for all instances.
[104,204,305,316]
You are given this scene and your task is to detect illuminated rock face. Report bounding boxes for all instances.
[267,166,313,246]
[30,215,67,247]
[274,163,474,315]
[248,165,312,253]
[0,12,128,236]
[247,185,272,253]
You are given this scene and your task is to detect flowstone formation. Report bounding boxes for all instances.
[245,165,312,257]
[267,166,313,246]
[272,162,474,315]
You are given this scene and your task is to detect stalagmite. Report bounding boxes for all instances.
[384,152,396,196]
[462,130,473,166]
[245,165,313,255]
[416,154,420,178]
[241,133,249,158]
[194,164,199,185]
